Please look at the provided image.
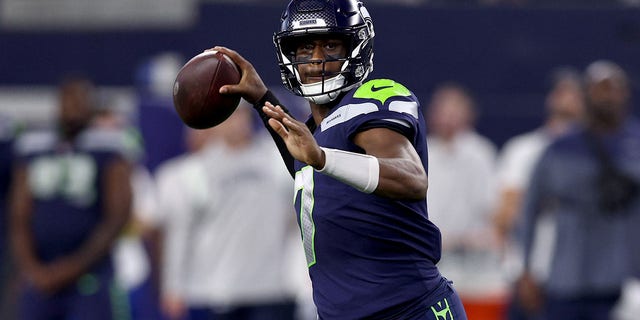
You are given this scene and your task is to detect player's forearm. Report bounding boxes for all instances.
[9,166,41,272]
[73,219,128,270]
[42,219,128,291]
[316,148,427,200]
[376,158,428,200]
[11,220,41,273]
[349,127,427,200]
[67,159,132,275]
[254,90,295,177]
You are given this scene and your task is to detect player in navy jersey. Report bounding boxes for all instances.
[9,77,133,320]
[213,0,468,319]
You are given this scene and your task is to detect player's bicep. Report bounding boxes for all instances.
[9,163,32,221]
[353,118,413,143]
[103,157,133,224]
[353,127,417,160]
[353,127,427,200]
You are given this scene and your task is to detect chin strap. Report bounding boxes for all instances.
[299,75,348,104]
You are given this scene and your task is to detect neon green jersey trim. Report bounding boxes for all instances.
[354,79,411,105]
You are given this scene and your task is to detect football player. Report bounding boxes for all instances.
[10,77,133,320]
[215,0,468,319]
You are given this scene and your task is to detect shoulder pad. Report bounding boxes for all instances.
[15,130,56,156]
[353,79,412,105]
[78,127,141,160]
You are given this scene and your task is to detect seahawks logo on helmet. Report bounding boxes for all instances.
[274,0,375,104]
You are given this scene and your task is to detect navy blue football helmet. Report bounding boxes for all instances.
[274,0,375,104]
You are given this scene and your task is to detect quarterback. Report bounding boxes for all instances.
[215,0,468,319]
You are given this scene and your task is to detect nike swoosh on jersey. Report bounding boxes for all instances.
[370,85,394,92]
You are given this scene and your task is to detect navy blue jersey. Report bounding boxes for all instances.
[293,79,444,319]
[15,128,132,270]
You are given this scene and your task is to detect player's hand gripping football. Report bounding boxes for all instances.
[263,102,325,169]
[212,46,268,104]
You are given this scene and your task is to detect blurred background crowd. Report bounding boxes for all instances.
[1,0,640,319]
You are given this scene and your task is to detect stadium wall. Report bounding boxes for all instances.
[1,4,639,146]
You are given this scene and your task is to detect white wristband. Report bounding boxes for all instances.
[316,147,380,193]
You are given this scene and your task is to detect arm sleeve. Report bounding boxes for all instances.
[253,91,295,178]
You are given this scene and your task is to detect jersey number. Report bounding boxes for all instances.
[28,154,97,207]
[294,166,317,267]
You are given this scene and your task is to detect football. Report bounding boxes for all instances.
[172,50,241,129]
